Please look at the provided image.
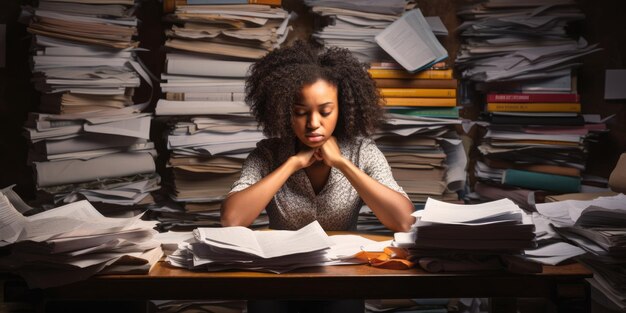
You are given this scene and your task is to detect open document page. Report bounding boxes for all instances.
[375,9,447,72]
[193,220,332,258]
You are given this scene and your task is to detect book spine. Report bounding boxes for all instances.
[383,98,456,107]
[387,107,460,118]
[486,102,581,113]
[488,115,585,126]
[249,0,282,6]
[380,88,456,98]
[187,0,281,5]
[163,0,178,13]
[163,0,281,13]
[368,69,453,80]
[517,164,581,178]
[502,169,581,193]
[486,93,580,103]
[374,78,457,89]
[166,92,184,101]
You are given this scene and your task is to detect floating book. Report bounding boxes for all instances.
[375,9,448,72]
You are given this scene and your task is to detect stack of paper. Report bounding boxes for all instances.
[535,193,626,311]
[163,221,383,273]
[414,198,536,251]
[153,1,293,230]
[394,198,539,273]
[0,186,162,289]
[356,114,466,232]
[25,0,145,114]
[305,0,408,62]
[455,1,605,206]
[149,113,267,230]
[471,118,609,207]
[374,115,466,202]
[164,4,292,59]
[22,0,160,212]
[306,1,448,68]
[456,0,600,83]
[23,109,159,212]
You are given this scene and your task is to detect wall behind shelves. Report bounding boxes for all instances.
[576,0,626,177]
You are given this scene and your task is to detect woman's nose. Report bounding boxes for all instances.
[307,113,320,129]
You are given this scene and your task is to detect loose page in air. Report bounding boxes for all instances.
[375,9,448,72]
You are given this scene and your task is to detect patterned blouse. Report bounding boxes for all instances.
[230,136,408,231]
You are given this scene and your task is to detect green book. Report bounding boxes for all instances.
[502,169,581,193]
[387,107,460,118]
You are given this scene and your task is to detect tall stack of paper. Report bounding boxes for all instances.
[305,0,409,63]
[22,0,160,213]
[0,185,162,289]
[152,1,292,230]
[455,1,605,206]
[535,194,626,311]
[394,198,538,273]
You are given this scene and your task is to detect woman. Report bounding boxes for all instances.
[221,40,414,232]
[220,40,415,313]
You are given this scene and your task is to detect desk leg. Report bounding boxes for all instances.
[490,297,517,313]
[554,282,591,313]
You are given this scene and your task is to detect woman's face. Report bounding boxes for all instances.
[291,79,339,148]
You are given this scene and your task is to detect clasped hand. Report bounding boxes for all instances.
[292,136,344,170]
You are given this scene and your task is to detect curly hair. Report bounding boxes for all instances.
[245,40,384,140]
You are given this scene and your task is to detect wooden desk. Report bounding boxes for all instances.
[36,233,593,313]
[42,261,591,300]
[5,233,593,312]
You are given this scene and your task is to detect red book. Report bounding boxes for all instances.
[486,93,580,103]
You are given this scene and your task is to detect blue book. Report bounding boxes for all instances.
[502,169,581,193]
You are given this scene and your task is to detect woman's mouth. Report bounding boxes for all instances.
[306,134,324,143]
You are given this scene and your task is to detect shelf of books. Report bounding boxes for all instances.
[151,1,292,231]
[21,0,160,215]
[306,0,466,233]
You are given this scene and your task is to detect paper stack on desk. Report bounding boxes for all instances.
[0,186,161,288]
[163,221,383,273]
[393,198,542,273]
[535,193,626,311]
[412,198,537,251]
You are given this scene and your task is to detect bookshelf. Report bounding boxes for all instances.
[0,0,624,201]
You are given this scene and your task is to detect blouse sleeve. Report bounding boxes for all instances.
[358,138,410,200]
[229,144,271,194]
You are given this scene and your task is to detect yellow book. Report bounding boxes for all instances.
[368,69,453,80]
[486,102,581,113]
[380,88,456,98]
[383,98,457,107]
